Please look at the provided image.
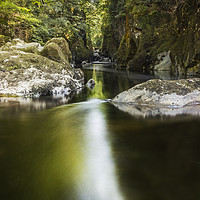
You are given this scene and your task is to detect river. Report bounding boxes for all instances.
[0,63,200,200]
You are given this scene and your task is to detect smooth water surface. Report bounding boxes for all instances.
[1,64,200,200]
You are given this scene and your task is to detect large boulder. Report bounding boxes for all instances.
[112,78,200,107]
[41,37,72,64]
[45,37,72,61]
[0,38,84,97]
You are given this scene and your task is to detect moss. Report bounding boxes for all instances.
[128,51,151,71]
[40,42,68,64]
[0,51,70,72]
[117,33,137,68]
[135,79,200,96]
[71,39,93,64]
[0,94,20,97]
[46,37,72,62]
[0,35,10,47]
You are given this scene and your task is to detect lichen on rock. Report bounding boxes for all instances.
[112,78,200,107]
[0,37,84,97]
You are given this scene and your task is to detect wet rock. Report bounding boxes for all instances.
[71,39,93,64]
[86,79,95,89]
[82,61,91,68]
[0,38,84,97]
[112,78,200,107]
[116,34,137,69]
[128,51,151,71]
[0,66,84,97]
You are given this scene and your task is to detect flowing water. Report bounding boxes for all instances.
[0,63,200,200]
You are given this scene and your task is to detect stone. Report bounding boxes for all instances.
[128,51,151,71]
[40,42,68,64]
[45,37,72,62]
[82,61,91,68]
[0,38,84,97]
[154,51,172,71]
[112,78,200,107]
[116,34,137,68]
[86,79,95,89]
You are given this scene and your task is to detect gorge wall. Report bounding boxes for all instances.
[101,0,200,76]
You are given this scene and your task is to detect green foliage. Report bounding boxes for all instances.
[0,35,10,46]
[0,0,40,40]
[0,0,103,49]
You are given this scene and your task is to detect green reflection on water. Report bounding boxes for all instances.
[0,101,124,200]
[0,104,87,200]
[1,64,200,200]
[87,65,108,99]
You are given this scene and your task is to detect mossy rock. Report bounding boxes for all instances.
[0,51,69,72]
[46,37,72,62]
[1,38,42,54]
[0,38,84,97]
[40,42,68,64]
[112,78,200,107]
[117,33,137,68]
[128,51,151,71]
[101,22,123,58]
[72,39,93,64]
[0,35,10,47]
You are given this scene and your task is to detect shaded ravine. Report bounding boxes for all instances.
[1,63,200,200]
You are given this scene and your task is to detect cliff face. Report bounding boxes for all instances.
[101,0,200,76]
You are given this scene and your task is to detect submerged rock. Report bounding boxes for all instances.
[0,38,84,97]
[112,78,200,107]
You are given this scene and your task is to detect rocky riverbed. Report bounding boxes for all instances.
[0,38,84,97]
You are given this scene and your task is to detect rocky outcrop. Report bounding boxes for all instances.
[116,34,137,69]
[71,38,93,64]
[112,78,200,107]
[0,38,84,97]
[101,0,200,75]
